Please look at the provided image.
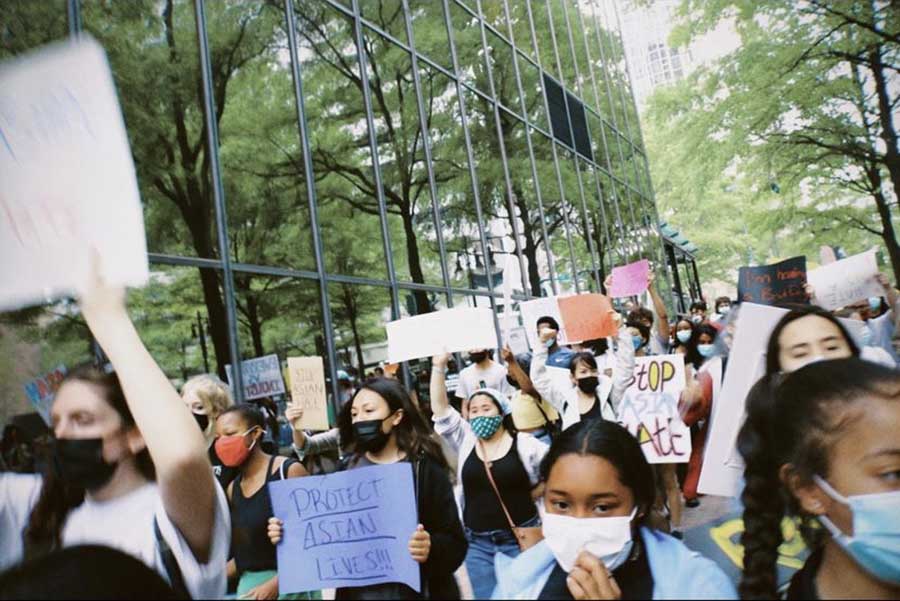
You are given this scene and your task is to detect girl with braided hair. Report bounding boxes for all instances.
[737,358,900,600]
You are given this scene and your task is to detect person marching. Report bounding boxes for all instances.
[430,354,548,600]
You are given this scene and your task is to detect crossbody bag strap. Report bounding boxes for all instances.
[478,440,518,531]
[154,516,191,599]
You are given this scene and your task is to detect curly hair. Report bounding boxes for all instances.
[182,374,234,439]
[736,359,900,599]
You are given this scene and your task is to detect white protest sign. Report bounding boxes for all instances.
[286,357,330,431]
[519,296,567,350]
[617,355,690,464]
[807,249,882,310]
[507,326,531,356]
[386,307,497,363]
[0,37,148,311]
[226,354,286,401]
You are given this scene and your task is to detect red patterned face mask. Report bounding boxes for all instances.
[214,427,259,467]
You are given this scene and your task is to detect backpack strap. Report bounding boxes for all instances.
[154,516,190,599]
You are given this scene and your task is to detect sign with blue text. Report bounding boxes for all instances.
[225,354,286,401]
[269,463,420,595]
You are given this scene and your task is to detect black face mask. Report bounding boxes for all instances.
[353,415,394,453]
[576,376,600,395]
[52,437,118,491]
[506,375,520,390]
[193,413,209,431]
[469,352,488,364]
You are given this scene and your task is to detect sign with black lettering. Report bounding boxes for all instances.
[738,256,808,306]
[618,355,690,463]
[269,463,420,595]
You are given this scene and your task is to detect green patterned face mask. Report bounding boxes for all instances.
[470,415,503,439]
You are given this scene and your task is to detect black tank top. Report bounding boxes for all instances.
[232,455,297,573]
[462,436,537,532]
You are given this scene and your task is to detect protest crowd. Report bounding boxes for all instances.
[2,250,899,601]
[1,30,899,601]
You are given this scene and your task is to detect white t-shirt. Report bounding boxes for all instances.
[454,361,511,400]
[0,473,230,599]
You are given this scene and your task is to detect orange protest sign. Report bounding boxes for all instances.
[557,294,615,342]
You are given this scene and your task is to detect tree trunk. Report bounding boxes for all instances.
[246,294,265,358]
[400,209,433,314]
[869,166,900,284]
[342,285,366,376]
[869,44,900,207]
[512,186,544,296]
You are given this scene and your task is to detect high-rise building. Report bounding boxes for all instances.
[2,0,692,413]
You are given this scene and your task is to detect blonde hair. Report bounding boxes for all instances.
[182,374,234,439]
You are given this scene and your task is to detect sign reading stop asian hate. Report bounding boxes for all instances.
[286,356,329,431]
[269,463,420,595]
[617,355,690,464]
[737,256,808,306]
[225,354,286,401]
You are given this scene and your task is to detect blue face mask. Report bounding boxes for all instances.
[676,330,692,344]
[813,475,900,584]
[869,297,882,312]
[544,337,556,349]
[697,343,715,358]
[632,336,645,351]
[470,415,503,440]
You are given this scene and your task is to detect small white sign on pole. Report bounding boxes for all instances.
[0,37,149,311]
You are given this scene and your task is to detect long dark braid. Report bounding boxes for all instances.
[737,359,900,599]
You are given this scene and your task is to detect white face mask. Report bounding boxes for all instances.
[540,506,636,572]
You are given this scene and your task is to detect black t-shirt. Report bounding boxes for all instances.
[538,539,653,600]
[462,436,537,531]
[579,394,611,423]
[787,547,822,600]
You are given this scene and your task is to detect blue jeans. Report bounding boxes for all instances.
[464,515,540,599]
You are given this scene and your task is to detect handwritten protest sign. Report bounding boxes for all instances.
[507,326,531,355]
[386,307,497,363]
[737,257,807,306]
[609,260,650,298]
[24,365,68,425]
[225,354,286,401]
[617,355,690,464]
[558,294,616,342]
[287,357,329,431]
[0,37,148,312]
[269,463,420,595]
[807,249,882,310]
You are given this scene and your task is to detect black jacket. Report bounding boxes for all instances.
[336,453,467,600]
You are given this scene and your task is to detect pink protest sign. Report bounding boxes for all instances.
[609,260,650,298]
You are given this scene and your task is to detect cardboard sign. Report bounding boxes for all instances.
[225,354,286,401]
[609,259,650,298]
[0,37,149,312]
[287,357,329,431]
[269,463,420,595]
[386,307,497,363]
[617,355,690,463]
[737,256,807,306]
[558,294,616,342]
[23,364,68,425]
[807,249,882,310]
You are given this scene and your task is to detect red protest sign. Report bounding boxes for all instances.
[558,294,616,342]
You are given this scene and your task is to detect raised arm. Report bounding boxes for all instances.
[647,271,671,343]
[530,328,571,415]
[79,266,216,563]
[429,353,452,418]
[285,402,340,459]
[609,313,636,414]
[501,345,538,397]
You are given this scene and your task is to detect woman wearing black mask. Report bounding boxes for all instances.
[531,312,635,430]
[0,265,230,598]
[267,378,466,600]
[181,373,236,488]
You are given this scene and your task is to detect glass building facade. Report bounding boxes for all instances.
[1,0,674,409]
